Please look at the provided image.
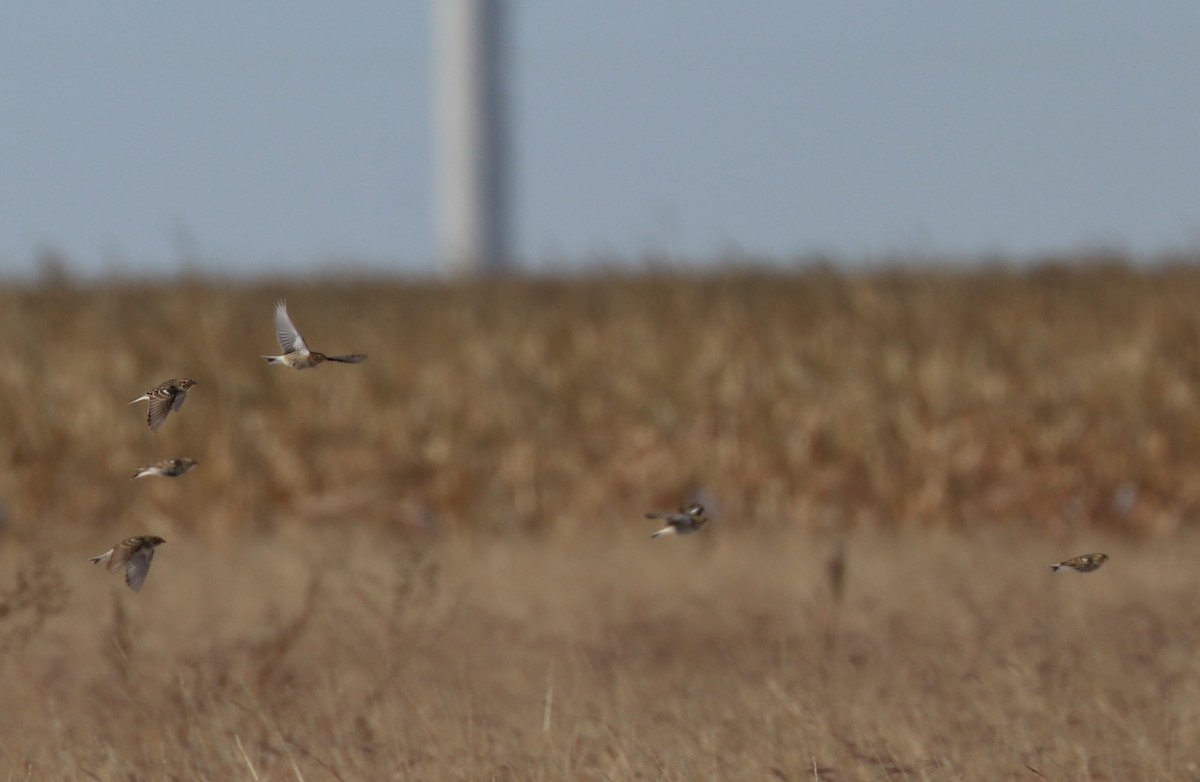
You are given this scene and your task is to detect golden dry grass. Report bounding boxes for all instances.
[3,263,1200,779]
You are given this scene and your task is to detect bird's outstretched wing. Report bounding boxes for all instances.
[125,547,156,591]
[274,299,308,354]
[147,395,175,432]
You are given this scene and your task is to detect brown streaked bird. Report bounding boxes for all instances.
[262,299,366,369]
[130,457,198,479]
[1050,552,1109,574]
[129,378,197,432]
[89,536,165,592]
[645,502,709,539]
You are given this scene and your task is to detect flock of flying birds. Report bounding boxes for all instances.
[89,299,368,592]
[85,299,1109,591]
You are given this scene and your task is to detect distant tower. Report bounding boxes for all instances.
[434,0,509,274]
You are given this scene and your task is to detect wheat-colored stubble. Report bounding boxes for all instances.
[3,264,1200,777]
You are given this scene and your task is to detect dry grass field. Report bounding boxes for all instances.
[4,262,1200,779]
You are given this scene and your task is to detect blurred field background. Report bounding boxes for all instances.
[5,262,1200,778]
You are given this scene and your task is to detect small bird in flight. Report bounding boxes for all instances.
[645,502,709,538]
[1050,552,1109,574]
[262,299,366,369]
[129,378,197,432]
[89,536,166,592]
[130,457,198,479]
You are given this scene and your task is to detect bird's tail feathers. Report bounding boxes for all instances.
[327,354,367,363]
[651,526,677,539]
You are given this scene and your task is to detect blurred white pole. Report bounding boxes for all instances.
[434,0,509,274]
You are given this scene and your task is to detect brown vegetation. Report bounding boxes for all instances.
[2,262,1200,778]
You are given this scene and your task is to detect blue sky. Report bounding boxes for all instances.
[1,3,1198,277]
